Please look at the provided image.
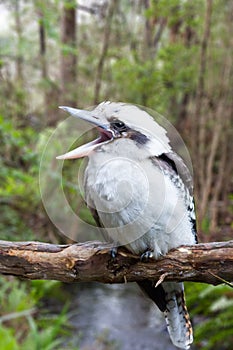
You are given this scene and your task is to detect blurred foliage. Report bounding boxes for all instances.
[0,0,232,350]
[0,276,76,350]
[0,115,39,240]
[186,282,233,349]
[0,113,78,348]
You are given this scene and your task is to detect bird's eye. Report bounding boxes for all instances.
[111,120,127,131]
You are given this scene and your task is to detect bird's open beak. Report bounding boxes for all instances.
[56,106,113,159]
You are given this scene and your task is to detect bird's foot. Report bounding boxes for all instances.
[140,250,154,262]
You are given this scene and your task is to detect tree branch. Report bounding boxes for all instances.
[0,240,232,286]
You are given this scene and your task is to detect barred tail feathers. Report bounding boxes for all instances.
[163,282,193,350]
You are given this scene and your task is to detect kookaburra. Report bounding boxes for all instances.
[57,102,197,349]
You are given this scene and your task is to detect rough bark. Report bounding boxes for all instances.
[0,240,232,286]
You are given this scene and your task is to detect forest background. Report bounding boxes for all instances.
[0,1,232,349]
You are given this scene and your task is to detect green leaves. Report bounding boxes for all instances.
[0,115,39,240]
[0,327,19,350]
[0,277,73,350]
[186,283,233,349]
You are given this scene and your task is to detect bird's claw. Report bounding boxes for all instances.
[140,250,153,262]
[110,247,118,259]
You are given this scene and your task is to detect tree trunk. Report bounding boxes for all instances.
[93,0,118,104]
[14,0,23,84]
[143,0,166,59]
[176,7,197,135]
[193,0,213,221]
[38,10,48,81]
[60,0,77,106]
